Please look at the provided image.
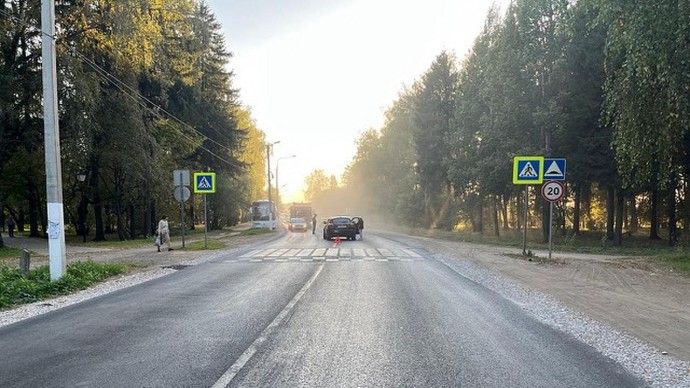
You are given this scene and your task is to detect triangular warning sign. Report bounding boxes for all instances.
[198,177,212,189]
[544,161,563,177]
[518,162,538,178]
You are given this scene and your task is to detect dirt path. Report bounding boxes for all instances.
[409,236,690,363]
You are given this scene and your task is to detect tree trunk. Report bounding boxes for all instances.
[606,186,615,240]
[129,203,136,240]
[629,196,638,234]
[492,195,500,237]
[501,194,510,229]
[476,196,484,233]
[90,160,106,241]
[144,197,153,237]
[650,188,661,240]
[668,176,678,246]
[115,188,125,241]
[573,183,581,235]
[614,190,624,246]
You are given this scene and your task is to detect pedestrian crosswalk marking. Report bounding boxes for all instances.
[227,247,425,263]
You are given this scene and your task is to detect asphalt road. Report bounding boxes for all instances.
[0,230,644,387]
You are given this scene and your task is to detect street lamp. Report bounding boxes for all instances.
[276,155,296,214]
[266,141,280,229]
[76,172,87,242]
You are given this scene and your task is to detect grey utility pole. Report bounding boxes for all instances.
[42,0,67,279]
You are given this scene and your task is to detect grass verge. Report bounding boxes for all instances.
[0,260,128,310]
[183,240,224,250]
[238,228,274,236]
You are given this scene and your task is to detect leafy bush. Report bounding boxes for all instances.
[0,260,127,309]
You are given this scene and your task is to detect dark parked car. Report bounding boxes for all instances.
[323,216,358,241]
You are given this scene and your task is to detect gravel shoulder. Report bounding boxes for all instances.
[405,235,690,363]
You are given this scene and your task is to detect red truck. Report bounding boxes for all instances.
[288,203,313,230]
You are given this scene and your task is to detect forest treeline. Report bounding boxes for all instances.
[3,0,690,247]
[335,0,690,246]
[0,0,266,243]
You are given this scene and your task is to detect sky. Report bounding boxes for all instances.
[204,0,510,203]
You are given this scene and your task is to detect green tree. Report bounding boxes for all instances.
[412,51,459,229]
[303,169,330,202]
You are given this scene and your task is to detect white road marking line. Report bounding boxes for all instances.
[338,248,351,256]
[352,248,366,257]
[392,248,409,257]
[325,248,339,256]
[378,249,393,256]
[240,249,262,258]
[296,249,313,257]
[402,248,421,258]
[211,264,324,388]
[312,248,326,256]
[284,249,301,256]
[256,249,276,257]
[268,248,289,257]
[365,249,379,256]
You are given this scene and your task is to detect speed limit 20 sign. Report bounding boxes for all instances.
[541,180,565,202]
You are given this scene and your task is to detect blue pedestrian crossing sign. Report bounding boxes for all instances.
[193,172,216,194]
[543,158,566,181]
[513,156,544,184]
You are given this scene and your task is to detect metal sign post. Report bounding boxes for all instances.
[204,194,208,249]
[193,172,216,249]
[173,170,190,248]
[179,171,185,248]
[542,180,565,260]
[513,156,545,256]
[523,186,528,255]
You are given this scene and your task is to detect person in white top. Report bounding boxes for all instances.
[157,216,172,252]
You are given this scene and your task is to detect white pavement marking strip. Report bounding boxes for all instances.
[284,249,301,256]
[353,248,366,257]
[240,249,262,258]
[268,248,289,257]
[378,249,393,256]
[366,249,379,256]
[296,249,313,257]
[312,248,326,256]
[393,249,409,257]
[325,248,339,256]
[402,248,421,258]
[257,249,276,257]
[211,264,324,388]
[338,248,351,256]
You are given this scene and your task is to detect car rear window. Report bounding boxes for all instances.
[332,218,351,225]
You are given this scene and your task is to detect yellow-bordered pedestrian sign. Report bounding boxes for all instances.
[513,156,544,184]
[193,172,216,193]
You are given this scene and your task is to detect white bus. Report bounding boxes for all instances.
[250,200,276,229]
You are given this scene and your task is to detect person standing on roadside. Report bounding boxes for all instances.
[157,216,172,252]
[356,217,364,240]
[5,216,15,238]
[312,214,317,235]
